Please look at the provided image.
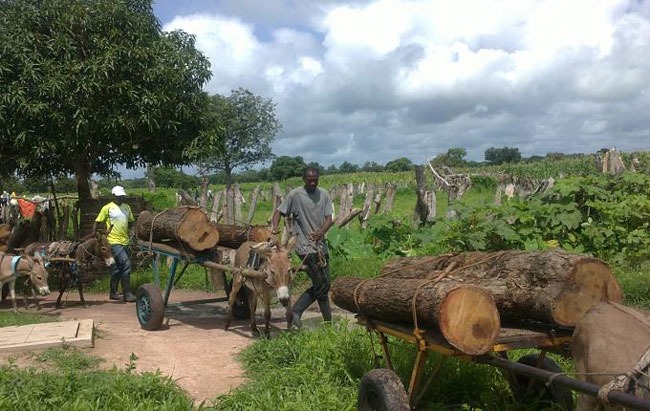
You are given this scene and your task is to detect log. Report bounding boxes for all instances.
[211,224,271,249]
[331,276,500,355]
[379,249,623,327]
[137,240,211,260]
[135,208,219,251]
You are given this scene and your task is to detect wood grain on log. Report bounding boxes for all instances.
[212,224,271,249]
[331,276,500,355]
[379,249,622,326]
[135,208,219,251]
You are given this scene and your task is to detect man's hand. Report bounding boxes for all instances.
[309,230,324,243]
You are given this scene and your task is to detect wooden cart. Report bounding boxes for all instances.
[356,315,650,411]
[134,240,265,331]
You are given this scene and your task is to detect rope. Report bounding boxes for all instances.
[597,345,650,405]
[352,251,508,326]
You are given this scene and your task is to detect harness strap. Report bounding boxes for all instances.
[11,255,22,275]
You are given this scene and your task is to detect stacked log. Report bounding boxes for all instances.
[332,276,501,355]
[212,224,271,249]
[331,249,623,355]
[135,207,219,252]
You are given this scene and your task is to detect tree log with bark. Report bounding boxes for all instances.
[135,207,219,251]
[211,223,271,249]
[332,276,501,355]
[378,249,622,327]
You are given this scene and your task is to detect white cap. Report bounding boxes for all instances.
[111,185,126,196]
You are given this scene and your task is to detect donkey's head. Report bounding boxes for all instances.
[22,256,50,296]
[93,230,115,266]
[250,236,297,307]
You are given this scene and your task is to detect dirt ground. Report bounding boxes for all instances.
[0,289,315,405]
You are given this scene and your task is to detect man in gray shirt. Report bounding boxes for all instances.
[271,166,334,328]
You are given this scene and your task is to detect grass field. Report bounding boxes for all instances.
[2,167,649,410]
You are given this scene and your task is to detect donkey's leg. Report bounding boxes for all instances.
[72,265,87,308]
[263,293,272,338]
[56,270,69,309]
[77,281,87,308]
[8,280,17,313]
[248,289,260,338]
[225,276,244,330]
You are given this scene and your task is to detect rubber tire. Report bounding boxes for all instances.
[136,283,164,331]
[511,354,574,411]
[357,369,410,411]
[224,279,251,320]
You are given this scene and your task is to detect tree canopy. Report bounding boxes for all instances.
[185,88,281,189]
[385,157,414,172]
[269,156,306,181]
[484,146,522,165]
[0,0,211,198]
[431,147,467,167]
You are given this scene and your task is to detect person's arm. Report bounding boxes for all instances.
[310,214,333,243]
[271,209,282,235]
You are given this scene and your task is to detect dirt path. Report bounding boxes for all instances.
[1,290,271,405]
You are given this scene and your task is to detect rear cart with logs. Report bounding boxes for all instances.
[134,240,266,331]
[356,315,650,411]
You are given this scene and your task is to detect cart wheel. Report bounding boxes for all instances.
[511,354,574,411]
[224,279,250,320]
[357,369,409,411]
[136,283,164,331]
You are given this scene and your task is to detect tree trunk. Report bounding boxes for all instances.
[379,249,622,327]
[135,207,219,251]
[211,223,271,249]
[413,165,429,227]
[331,276,500,355]
[75,162,92,201]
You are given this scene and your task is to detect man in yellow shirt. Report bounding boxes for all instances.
[93,185,136,302]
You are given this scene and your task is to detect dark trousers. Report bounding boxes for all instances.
[293,253,331,319]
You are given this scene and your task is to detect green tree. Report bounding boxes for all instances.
[385,157,414,172]
[0,0,211,199]
[338,161,359,173]
[185,88,281,189]
[484,147,522,165]
[149,167,198,189]
[362,161,384,172]
[431,147,467,167]
[269,156,306,181]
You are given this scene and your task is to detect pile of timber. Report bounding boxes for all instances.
[135,207,219,252]
[211,223,271,249]
[331,248,623,355]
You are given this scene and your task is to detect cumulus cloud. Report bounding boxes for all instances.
[156,0,650,166]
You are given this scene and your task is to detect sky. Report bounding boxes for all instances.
[151,0,650,170]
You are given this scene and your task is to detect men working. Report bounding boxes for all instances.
[93,185,136,302]
[271,166,334,328]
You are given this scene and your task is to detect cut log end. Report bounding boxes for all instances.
[552,259,623,326]
[176,209,220,251]
[438,287,501,355]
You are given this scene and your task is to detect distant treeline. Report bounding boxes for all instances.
[4,148,647,195]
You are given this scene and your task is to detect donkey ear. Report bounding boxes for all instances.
[250,241,273,256]
[284,235,297,253]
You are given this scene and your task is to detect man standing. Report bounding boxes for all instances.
[93,185,136,302]
[271,166,334,328]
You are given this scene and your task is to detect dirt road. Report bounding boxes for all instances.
[1,290,276,405]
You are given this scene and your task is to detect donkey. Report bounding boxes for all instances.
[572,301,650,411]
[24,231,114,308]
[225,236,297,337]
[0,253,50,312]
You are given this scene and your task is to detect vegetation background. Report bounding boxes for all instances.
[2,152,650,410]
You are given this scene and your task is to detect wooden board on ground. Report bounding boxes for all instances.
[0,319,94,353]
